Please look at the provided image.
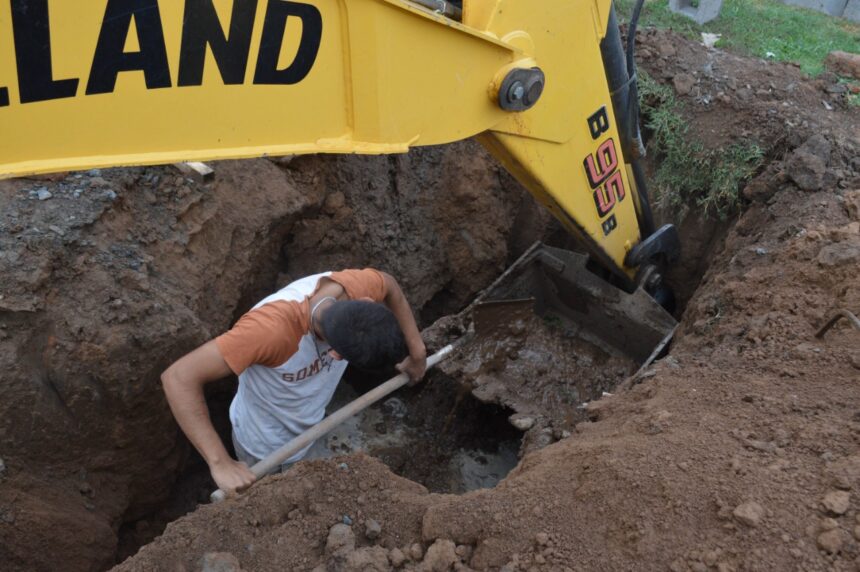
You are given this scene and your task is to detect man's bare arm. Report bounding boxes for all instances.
[381,272,427,381]
[161,340,256,492]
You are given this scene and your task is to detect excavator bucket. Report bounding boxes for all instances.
[469,242,677,368]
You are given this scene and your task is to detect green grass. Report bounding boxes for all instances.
[637,71,764,219]
[614,0,860,75]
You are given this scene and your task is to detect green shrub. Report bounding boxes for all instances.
[637,71,764,219]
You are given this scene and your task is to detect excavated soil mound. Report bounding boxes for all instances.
[111,29,860,572]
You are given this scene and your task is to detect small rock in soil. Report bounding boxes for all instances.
[344,546,390,572]
[389,548,406,567]
[817,243,860,267]
[326,523,356,557]
[821,517,840,531]
[656,40,676,58]
[817,529,846,553]
[822,491,850,515]
[787,150,826,191]
[509,414,535,431]
[36,188,52,201]
[800,134,832,162]
[673,73,696,95]
[365,518,382,540]
[200,552,243,572]
[455,544,472,560]
[324,191,346,214]
[410,543,424,561]
[732,501,764,527]
[535,532,549,546]
[421,539,457,572]
[704,551,718,566]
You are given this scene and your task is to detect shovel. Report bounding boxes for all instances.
[210,336,467,502]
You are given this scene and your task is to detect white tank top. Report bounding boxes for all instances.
[229,273,348,463]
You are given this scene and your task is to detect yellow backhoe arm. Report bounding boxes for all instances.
[0,0,664,285]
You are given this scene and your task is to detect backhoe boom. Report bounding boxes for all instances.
[0,0,663,285]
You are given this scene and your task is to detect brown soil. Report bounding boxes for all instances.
[0,142,548,571]
[441,308,638,455]
[4,27,860,572]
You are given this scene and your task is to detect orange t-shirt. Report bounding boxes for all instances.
[214,269,389,462]
[216,268,388,374]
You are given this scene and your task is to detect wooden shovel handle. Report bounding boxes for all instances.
[210,342,458,503]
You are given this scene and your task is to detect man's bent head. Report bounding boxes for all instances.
[319,300,408,371]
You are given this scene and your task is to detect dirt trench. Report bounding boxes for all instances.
[111,28,860,572]
[3,27,860,572]
[0,140,552,571]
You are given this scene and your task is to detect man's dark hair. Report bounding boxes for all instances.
[320,300,408,371]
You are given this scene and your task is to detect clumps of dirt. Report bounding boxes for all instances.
[441,310,637,455]
[114,454,563,572]
[317,524,474,572]
[113,455,433,572]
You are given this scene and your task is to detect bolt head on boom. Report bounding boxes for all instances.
[498,67,545,111]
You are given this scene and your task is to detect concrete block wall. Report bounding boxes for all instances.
[782,0,847,16]
[669,0,724,24]
[669,0,860,23]
[781,0,859,21]
[842,0,860,21]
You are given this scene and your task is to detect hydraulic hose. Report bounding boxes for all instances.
[632,160,656,237]
[626,0,646,80]
[625,0,655,238]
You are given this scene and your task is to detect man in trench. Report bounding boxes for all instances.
[161,269,427,493]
